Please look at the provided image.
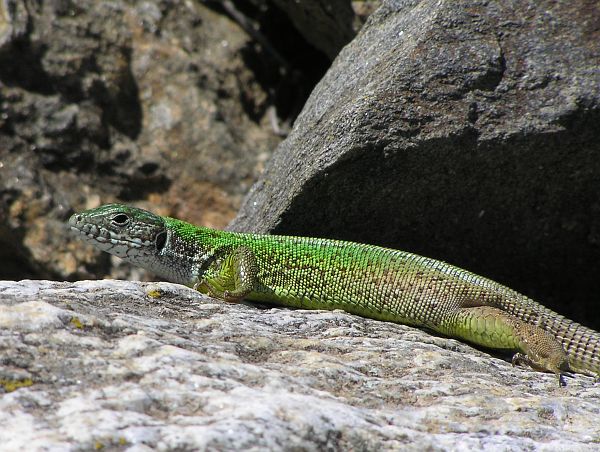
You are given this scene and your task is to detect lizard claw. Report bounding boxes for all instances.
[558,373,567,387]
[511,352,527,367]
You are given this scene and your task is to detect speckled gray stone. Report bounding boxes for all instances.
[0,280,598,450]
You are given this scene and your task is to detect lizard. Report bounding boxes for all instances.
[69,203,600,385]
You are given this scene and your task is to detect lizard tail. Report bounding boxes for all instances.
[546,318,600,378]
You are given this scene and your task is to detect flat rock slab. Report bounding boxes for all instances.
[0,280,598,450]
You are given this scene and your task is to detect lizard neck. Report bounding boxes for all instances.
[151,218,230,286]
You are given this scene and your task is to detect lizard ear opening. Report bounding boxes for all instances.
[155,231,167,251]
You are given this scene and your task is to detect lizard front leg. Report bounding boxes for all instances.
[194,245,259,303]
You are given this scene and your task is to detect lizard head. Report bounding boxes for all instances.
[68,203,168,260]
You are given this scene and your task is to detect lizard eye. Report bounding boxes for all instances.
[111,213,130,226]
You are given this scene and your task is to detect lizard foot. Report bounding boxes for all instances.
[193,280,244,303]
[512,352,567,387]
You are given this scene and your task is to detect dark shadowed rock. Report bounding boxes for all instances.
[231,0,600,330]
[270,0,357,59]
[0,280,598,449]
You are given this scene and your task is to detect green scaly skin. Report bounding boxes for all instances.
[69,204,600,385]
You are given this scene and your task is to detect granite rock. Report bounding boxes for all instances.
[0,280,598,450]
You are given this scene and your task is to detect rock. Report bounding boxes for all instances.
[270,0,357,59]
[0,280,598,450]
[0,0,341,283]
[231,0,600,330]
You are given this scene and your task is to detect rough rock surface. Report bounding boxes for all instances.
[0,280,599,450]
[0,0,338,282]
[231,0,600,331]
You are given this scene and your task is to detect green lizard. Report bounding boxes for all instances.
[69,203,600,385]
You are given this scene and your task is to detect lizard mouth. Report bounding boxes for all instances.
[68,215,154,257]
[69,214,109,244]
